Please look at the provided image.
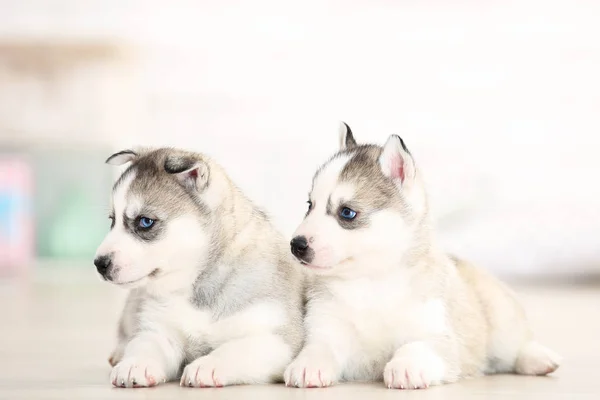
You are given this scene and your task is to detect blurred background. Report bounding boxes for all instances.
[1,0,599,282]
[1,2,600,398]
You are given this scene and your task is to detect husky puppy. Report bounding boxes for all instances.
[284,124,561,389]
[95,148,303,388]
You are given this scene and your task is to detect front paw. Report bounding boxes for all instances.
[284,351,337,388]
[180,356,227,388]
[110,358,166,388]
[384,342,445,390]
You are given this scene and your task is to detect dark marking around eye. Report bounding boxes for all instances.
[333,203,370,230]
[137,216,155,230]
[122,213,163,242]
[339,207,357,220]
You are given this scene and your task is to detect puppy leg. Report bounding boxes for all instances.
[515,341,561,376]
[110,332,183,388]
[384,341,452,390]
[181,334,292,387]
[284,343,341,388]
[109,290,141,367]
[284,312,352,388]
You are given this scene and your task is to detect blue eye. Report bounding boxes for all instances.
[339,207,357,220]
[138,217,155,229]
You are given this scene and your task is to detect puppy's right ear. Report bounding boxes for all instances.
[105,150,137,166]
[338,122,357,150]
[379,135,416,186]
[164,155,210,192]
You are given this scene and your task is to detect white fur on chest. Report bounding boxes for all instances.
[312,272,448,356]
[139,295,286,349]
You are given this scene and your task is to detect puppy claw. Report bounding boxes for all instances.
[110,358,166,388]
[284,355,337,388]
[383,343,445,390]
[181,356,230,388]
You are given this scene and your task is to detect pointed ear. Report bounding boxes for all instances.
[164,155,210,191]
[338,122,357,150]
[379,135,416,184]
[105,150,137,165]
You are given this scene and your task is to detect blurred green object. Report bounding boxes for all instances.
[30,145,113,261]
[46,188,107,259]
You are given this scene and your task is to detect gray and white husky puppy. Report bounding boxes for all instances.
[284,124,561,389]
[94,148,303,388]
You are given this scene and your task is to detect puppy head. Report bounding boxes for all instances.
[94,148,214,288]
[291,123,428,276]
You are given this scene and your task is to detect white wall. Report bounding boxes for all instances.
[1,1,599,276]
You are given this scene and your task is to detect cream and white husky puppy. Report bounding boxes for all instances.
[95,148,303,388]
[284,124,560,389]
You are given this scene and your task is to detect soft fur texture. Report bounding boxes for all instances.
[284,124,561,389]
[96,148,304,388]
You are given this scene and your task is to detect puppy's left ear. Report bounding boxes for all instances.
[105,150,137,165]
[379,135,416,185]
[338,122,357,150]
[164,155,210,191]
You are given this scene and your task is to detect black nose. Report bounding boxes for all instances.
[94,255,112,276]
[290,236,310,259]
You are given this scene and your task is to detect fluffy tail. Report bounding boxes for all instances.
[515,341,561,375]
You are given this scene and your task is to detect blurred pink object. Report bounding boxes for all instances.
[0,156,34,275]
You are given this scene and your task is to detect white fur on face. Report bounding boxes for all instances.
[293,154,411,276]
[293,154,349,270]
[95,171,209,288]
[295,183,354,269]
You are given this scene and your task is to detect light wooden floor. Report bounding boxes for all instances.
[1,268,598,399]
